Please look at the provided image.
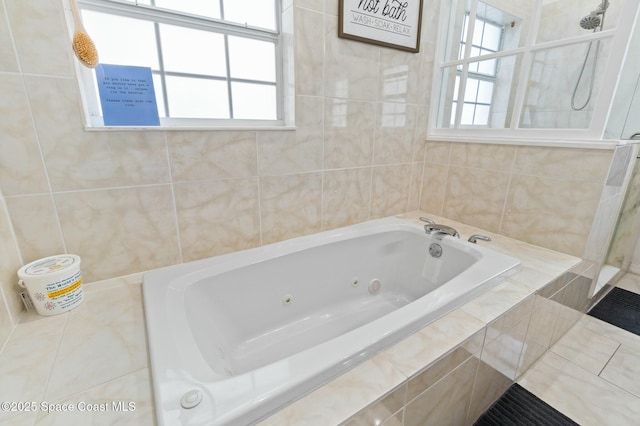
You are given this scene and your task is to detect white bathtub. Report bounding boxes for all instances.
[142,216,520,425]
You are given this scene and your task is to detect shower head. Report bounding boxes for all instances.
[580,12,602,30]
[580,0,610,30]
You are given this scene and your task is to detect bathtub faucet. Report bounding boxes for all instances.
[423,224,460,239]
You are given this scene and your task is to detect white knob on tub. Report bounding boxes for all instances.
[181,389,203,409]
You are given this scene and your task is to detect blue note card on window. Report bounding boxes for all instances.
[96,64,160,126]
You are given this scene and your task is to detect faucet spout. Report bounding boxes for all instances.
[423,224,460,238]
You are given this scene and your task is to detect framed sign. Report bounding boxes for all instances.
[338,0,423,53]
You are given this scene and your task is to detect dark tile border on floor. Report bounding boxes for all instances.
[473,384,578,426]
[588,287,640,336]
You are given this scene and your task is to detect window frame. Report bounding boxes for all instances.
[71,0,292,130]
[428,0,639,147]
[452,12,504,127]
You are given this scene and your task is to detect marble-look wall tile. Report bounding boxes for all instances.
[0,196,23,326]
[294,0,323,12]
[443,166,510,233]
[450,143,517,172]
[412,108,429,162]
[548,276,590,344]
[294,7,324,96]
[259,355,406,426]
[502,174,602,256]
[424,141,451,164]
[583,194,623,262]
[324,15,380,100]
[321,167,371,230]
[4,0,73,76]
[481,313,529,380]
[343,384,406,426]
[461,284,532,342]
[374,103,417,165]
[258,96,323,175]
[0,74,49,196]
[382,309,485,379]
[0,0,18,72]
[325,0,338,15]
[324,99,376,168]
[168,131,257,182]
[174,178,260,262]
[370,164,412,219]
[24,76,171,191]
[416,43,437,106]
[404,356,478,426]
[516,295,559,377]
[514,146,613,183]
[5,194,65,264]
[407,162,424,212]
[418,0,442,48]
[379,48,422,105]
[605,144,633,188]
[406,344,475,403]
[55,186,180,282]
[608,157,640,267]
[260,173,322,244]
[467,358,513,423]
[420,164,447,215]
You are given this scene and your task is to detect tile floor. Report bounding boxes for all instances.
[518,273,640,426]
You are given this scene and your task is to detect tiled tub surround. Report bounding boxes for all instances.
[0,212,595,426]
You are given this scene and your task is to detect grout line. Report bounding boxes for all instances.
[255,132,264,247]
[40,312,72,403]
[41,366,149,406]
[164,132,184,264]
[497,146,519,234]
[597,342,621,377]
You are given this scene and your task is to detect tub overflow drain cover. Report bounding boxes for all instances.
[181,389,203,409]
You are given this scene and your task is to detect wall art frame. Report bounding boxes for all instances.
[338,0,424,53]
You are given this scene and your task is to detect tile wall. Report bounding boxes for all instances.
[343,263,597,425]
[0,0,623,338]
[0,0,437,288]
[420,142,613,257]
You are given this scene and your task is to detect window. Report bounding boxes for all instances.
[74,0,285,127]
[452,13,503,126]
[430,0,638,142]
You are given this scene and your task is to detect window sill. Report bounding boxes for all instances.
[82,125,297,132]
[425,135,622,150]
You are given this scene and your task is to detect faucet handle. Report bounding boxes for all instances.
[468,234,491,244]
[419,217,435,225]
